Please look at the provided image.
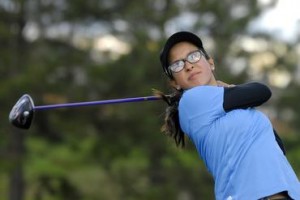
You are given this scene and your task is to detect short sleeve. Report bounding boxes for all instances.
[179,86,226,134]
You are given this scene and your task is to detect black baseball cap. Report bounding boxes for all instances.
[160,31,204,78]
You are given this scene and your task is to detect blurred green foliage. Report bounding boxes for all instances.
[1,0,300,199]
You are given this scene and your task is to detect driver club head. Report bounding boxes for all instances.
[9,94,35,129]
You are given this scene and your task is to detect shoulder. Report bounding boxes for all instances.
[182,85,224,100]
[180,85,225,109]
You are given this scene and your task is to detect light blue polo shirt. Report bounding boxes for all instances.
[179,85,300,200]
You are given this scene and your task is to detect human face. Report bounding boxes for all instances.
[168,42,217,90]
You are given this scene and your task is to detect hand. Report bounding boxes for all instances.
[217,80,235,88]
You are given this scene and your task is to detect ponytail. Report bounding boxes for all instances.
[153,89,185,147]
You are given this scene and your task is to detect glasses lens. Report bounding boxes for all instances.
[168,50,202,74]
[169,61,184,72]
[187,51,202,63]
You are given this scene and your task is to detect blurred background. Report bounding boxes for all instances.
[1,0,300,199]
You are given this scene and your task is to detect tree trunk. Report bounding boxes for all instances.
[9,131,25,200]
[9,0,26,199]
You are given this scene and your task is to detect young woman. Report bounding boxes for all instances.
[158,31,300,200]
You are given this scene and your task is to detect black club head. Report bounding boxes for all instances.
[9,94,35,129]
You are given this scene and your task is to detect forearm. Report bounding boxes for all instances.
[223,82,272,112]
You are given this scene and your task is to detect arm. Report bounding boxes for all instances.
[274,129,286,155]
[223,82,271,112]
[220,82,286,155]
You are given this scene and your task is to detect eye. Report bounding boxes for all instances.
[169,60,184,72]
[188,51,201,62]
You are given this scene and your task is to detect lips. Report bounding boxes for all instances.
[188,72,201,80]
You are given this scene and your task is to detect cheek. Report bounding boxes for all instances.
[195,62,212,77]
[198,60,212,70]
[203,68,215,82]
[195,63,215,83]
[172,73,185,84]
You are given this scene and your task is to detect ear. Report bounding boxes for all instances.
[208,58,215,70]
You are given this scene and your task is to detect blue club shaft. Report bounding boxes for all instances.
[34,96,161,111]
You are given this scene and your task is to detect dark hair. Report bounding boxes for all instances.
[154,89,185,147]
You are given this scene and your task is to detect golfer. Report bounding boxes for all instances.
[158,31,300,199]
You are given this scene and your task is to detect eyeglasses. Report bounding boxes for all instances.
[168,50,204,73]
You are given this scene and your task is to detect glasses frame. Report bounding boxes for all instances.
[168,50,204,74]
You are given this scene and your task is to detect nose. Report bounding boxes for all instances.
[184,61,194,71]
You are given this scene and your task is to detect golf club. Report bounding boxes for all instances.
[9,94,162,130]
